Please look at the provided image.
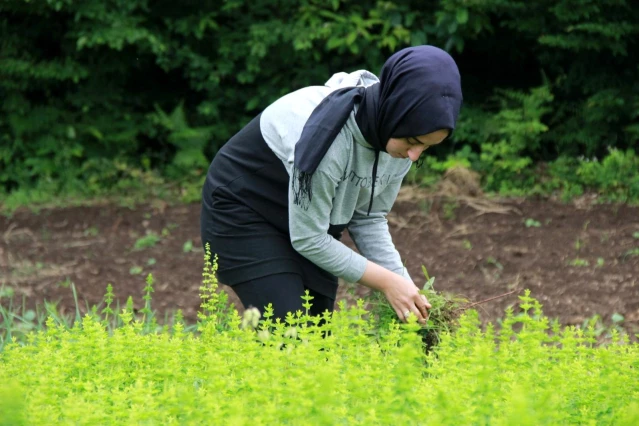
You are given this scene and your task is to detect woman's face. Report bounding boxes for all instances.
[386,129,450,162]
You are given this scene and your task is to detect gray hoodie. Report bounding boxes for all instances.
[260,70,413,284]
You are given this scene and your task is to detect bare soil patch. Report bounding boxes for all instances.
[2,188,638,333]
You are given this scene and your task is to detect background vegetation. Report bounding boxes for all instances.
[1,0,638,208]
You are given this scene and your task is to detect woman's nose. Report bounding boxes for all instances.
[407,146,425,162]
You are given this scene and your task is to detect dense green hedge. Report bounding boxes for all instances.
[1,0,638,200]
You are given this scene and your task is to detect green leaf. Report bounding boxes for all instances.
[326,37,344,50]
[345,31,358,46]
[456,9,469,25]
[611,313,624,323]
[525,218,541,228]
[133,233,161,250]
[23,310,36,322]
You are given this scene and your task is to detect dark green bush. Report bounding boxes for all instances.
[1,0,637,200]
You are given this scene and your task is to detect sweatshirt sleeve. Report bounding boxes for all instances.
[346,175,413,282]
[288,169,369,283]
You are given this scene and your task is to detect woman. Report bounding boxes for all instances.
[201,45,462,324]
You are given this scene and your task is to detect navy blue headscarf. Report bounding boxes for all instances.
[293,45,463,214]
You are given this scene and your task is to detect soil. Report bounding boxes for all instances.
[2,185,638,335]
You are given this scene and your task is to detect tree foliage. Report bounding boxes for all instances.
[0,0,637,196]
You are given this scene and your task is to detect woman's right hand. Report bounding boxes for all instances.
[359,261,431,324]
[382,275,431,324]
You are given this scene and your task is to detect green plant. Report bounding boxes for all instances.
[569,258,589,267]
[365,266,467,351]
[579,313,628,342]
[476,86,553,194]
[3,241,639,424]
[56,278,73,289]
[2,0,637,206]
[1,281,638,424]
[442,199,459,220]
[624,248,639,259]
[485,256,504,270]
[132,232,161,250]
[129,266,143,275]
[576,149,639,202]
[83,226,99,237]
[525,218,541,228]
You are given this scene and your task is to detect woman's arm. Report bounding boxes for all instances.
[288,168,370,284]
[289,169,430,324]
[347,175,412,281]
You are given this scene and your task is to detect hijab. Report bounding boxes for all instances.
[293,45,463,215]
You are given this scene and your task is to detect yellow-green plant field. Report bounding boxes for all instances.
[1,252,638,425]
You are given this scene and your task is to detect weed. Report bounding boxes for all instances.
[10,260,45,278]
[418,199,432,215]
[129,266,144,275]
[524,218,541,228]
[39,226,51,241]
[56,277,73,289]
[569,258,589,267]
[365,266,467,352]
[624,247,639,259]
[132,232,161,250]
[0,286,15,298]
[485,256,504,270]
[442,199,459,220]
[462,239,473,250]
[84,226,99,237]
[579,313,627,341]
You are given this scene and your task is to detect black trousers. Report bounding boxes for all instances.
[233,273,335,321]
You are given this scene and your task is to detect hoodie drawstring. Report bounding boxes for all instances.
[367,151,380,216]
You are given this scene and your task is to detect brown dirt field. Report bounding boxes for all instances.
[1,187,638,335]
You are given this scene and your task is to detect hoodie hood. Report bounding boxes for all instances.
[326,70,379,150]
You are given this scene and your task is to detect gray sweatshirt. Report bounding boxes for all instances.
[259,70,413,284]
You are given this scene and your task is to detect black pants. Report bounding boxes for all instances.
[233,273,335,321]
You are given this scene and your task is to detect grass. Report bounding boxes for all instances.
[0,174,204,217]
